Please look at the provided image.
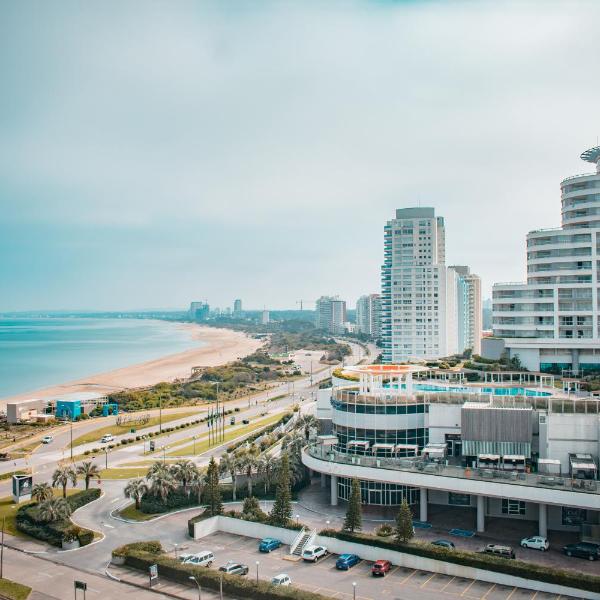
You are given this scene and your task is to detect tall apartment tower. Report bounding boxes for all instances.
[381,208,447,362]
[448,266,482,355]
[356,294,381,339]
[315,296,347,335]
[233,299,242,317]
[492,145,600,374]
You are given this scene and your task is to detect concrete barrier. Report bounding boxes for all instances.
[190,516,599,600]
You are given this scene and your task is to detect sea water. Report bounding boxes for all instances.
[0,317,201,398]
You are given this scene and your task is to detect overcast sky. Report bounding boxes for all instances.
[1,1,599,312]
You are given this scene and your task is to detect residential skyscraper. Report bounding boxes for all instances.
[492,145,600,374]
[381,208,448,362]
[449,265,482,355]
[189,301,209,321]
[315,296,347,335]
[233,299,242,317]
[356,294,381,339]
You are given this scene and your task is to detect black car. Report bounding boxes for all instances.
[563,542,600,561]
[219,562,249,575]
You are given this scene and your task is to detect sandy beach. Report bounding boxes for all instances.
[1,325,263,406]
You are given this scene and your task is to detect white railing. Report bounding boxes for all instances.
[289,527,306,555]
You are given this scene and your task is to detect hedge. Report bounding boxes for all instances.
[187,509,304,537]
[318,530,600,594]
[114,542,330,600]
[16,488,100,547]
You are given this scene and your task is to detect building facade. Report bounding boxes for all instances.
[449,266,482,355]
[305,364,600,540]
[356,293,381,339]
[189,301,209,321]
[492,146,600,374]
[233,299,242,317]
[315,296,347,335]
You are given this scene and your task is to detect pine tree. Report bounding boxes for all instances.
[204,456,223,516]
[343,477,362,533]
[395,499,414,544]
[269,453,292,526]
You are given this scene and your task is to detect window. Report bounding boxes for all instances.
[501,499,526,515]
[448,492,471,506]
[562,507,587,526]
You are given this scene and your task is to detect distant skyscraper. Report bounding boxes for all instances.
[261,309,270,325]
[189,301,209,321]
[233,299,242,317]
[356,294,381,339]
[448,266,482,355]
[381,208,448,362]
[315,296,347,334]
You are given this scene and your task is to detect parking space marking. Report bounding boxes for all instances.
[461,580,477,597]
[388,565,399,577]
[420,573,437,588]
[506,588,517,600]
[399,568,417,584]
[441,576,456,592]
[482,584,496,600]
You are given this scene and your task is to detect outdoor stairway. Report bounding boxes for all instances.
[291,529,312,556]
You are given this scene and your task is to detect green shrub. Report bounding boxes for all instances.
[77,529,94,546]
[113,540,163,557]
[375,524,393,537]
[318,530,600,593]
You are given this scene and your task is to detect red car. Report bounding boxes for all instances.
[371,559,392,576]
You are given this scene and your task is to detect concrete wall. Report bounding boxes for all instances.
[190,515,599,600]
[427,404,461,444]
[546,413,600,469]
[480,338,505,361]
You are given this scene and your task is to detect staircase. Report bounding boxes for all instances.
[290,528,315,556]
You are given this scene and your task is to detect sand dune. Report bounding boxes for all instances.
[1,325,263,406]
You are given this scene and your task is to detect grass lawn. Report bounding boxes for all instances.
[72,410,200,447]
[0,578,32,600]
[0,489,79,537]
[116,503,159,522]
[166,412,284,457]
[100,467,150,480]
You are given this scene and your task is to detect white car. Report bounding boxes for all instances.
[301,545,328,562]
[271,574,291,586]
[41,435,53,444]
[520,536,549,551]
[183,551,214,567]
[100,434,114,443]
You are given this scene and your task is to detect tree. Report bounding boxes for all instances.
[296,414,318,441]
[204,457,223,516]
[239,448,259,497]
[190,470,205,504]
[124,478,148,510]
[256,455,275,495]
[52,466,77,498]
[148,470,176,503]
[343,478,362,533]
[219,453,240,501]
[269,453,292,527]
[241,496,266,522]
[172,460,198,490]
[395,499,414,544]
[76,461,100,490]
[31,482,53,504]
[38,498,72,523]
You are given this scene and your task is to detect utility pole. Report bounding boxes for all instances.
[1,516,5,579]
[70,420,73,461]
[159,394,163,434]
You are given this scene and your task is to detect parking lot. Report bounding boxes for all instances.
[173,532,581,600]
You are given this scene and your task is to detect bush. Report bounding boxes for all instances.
[113,540,163,557]
[375,524,393,537]
[318,530,600,593]
[115,543,330,600]
[77,529,94,546]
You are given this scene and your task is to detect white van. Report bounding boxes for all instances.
[183,551,214,567]
[271,574,291,586]
[100,434,114,443]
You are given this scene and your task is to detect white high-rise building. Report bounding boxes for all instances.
[315,296,347,335]
[449,265,482,355]
[233,299,242,317]
[356,294,381,338]
[492,145,600,374]
[381,208,447,362]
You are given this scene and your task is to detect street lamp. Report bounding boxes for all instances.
[193,435,196,455]
[104,448,109,469]
[173,542,178,560]
[163,446,169,463]
[295,514,300,526]
[255,560,260,583]
[188,576,202,600]
[352,582,357,600]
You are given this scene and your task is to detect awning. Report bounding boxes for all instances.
[571,462,597,471]
[347,440,370,450]
[317,435,338,447]
[502,455,526,462]
[371,443,395,452]
[394,444,419,454]
[538,459,561,465]
[478,454,500,461]
[423,446,445,457]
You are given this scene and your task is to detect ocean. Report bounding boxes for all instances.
[0,317,201,398]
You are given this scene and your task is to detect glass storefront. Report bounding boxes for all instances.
[337,476,419,506]
[333,424,428,452]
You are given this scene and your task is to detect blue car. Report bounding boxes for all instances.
[335,553,360,570]
[259,538,282,553]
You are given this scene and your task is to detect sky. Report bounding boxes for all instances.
[1,1,600,312]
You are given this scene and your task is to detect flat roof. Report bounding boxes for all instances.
[344,364,427,376]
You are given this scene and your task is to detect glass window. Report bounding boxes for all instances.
[501,499,526,515]
[448,492,471,506]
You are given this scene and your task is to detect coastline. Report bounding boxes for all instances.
[0,324,263,407]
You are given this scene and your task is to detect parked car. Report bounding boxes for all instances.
[335,554,361,570]
[179,553,194,562]
[230,417,236,425]
[431,540,455,550]
[41,435,53,444]
[271,574,291,586]
[259,538,282,553]
[302,545,328,562]
[479,544,515,559]
[520,536,549,551]
[242,419,250,425]
[563,542,600,561]
[183,551,214,567]
[371,559,392,577]
[100,434,114,443]
[218,562,249,576]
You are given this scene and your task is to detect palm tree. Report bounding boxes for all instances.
[172,460,198,490]
[31,482,53,504]
[124,478,148,510]
[147,461,170,481]
[76,461,100,490]
[190,470,205,504]
[147,468,176,503]
[52,466,77,498]
[296,414,318,441]
[219,453,240,501]
[239,450,259,497]
[38,497,72,523]
[256,455,275,495]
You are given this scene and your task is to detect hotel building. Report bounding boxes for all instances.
[492,145,600,374]
[315,296,347,335]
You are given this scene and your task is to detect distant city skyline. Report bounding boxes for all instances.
[1,2,600,312]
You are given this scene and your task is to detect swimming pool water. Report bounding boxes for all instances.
[402,383,551,397]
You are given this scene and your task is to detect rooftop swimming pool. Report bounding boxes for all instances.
[410,383,552,397]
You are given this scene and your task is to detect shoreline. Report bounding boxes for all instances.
[0,324,263,407]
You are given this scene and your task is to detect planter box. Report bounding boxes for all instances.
[111,556,126,566]
[61,539,80,550]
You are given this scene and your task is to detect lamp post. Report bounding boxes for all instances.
[193,435,196,455]
[219,571,223,600]
[352,582,356,600]
[163,446,169,463]
[255,560,260,583]
[295,514,300,526]
[173,543,178,560]
[188,576,202,600]
[159,394,163,434]
[70,419,73,461]
[104,448,108,469]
